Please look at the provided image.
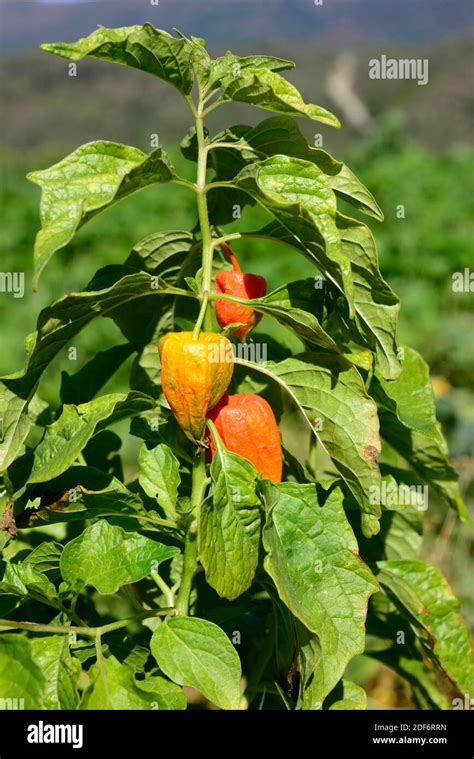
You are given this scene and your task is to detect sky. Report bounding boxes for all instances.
[34,1,100,4]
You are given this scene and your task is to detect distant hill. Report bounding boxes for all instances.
[1,36,472,158]
[1,2,473,157]
[1,0,473,53]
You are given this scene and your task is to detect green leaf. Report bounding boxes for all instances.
[353,476,424,563]
[28,142,175,286]
[262,483,378,703]
[199,427,261,600]
[271,591,322,707]
[366,595,451,710]
[282,446,314,483]
[29,636,80,710]
[372,347,469,522]
[336,217,401,379]
[233,156,354,311]
[220,68,340,127]
[28,392,155,484]
[130,342,164,399]
[253,216,400,379]
[71,640,109,665]
[23,541,63,576]
[380,650,450,710]
[0,562,58,600]
[42,24,195,94]
[332,167,384,220]
[0,268,181,474]
[137,675,187,710]
[150,616,242,709]
[238,353,382,536]
[60,344,134,405]
[73,493,155,532]
[16,466,152,531]
[344,350,374,371]
[125,230,194,276]
[0,635,46,709]
[377,560,474,696]
[211,116,382,220]
[131,414,193,465]
[373,346,439,437]
[0,386,35,474]
[81,655,186,710]
[60,519,179,594]
[207,118,386,332]
[113,286,174,350]
[120,644,150,673]
[138,443,180,519]
[325,679,367,710]
[205,51,295,90]
[226,278,338,352]
[83,429,123,479]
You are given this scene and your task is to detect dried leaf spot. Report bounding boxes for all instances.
[0,505,17,537]
[363,445,379,468]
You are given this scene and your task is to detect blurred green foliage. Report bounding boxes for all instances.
[350,115,474,388]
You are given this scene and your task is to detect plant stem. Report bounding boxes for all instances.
[150,570,175,607]
[27,590,83,626]
[194,99,214,335]
[175,451,207,615]
[210,232,242,250]
[203,99,224,117]
[220,241,242,272]
[95,631,109,704]
[174,531,198,616]
[176,91,216,615]
[0,608,174,638]
[171,178,199,193]
[192,289,210,341]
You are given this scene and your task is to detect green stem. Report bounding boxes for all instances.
[194,101,214,336]
[0,608,174,638]
[175,451,207,615]
[95,631,109,704]
[192,289,210,341]
[150,570,175,607]
[170,178,199,193]
[205,181,232,192]
[26,590,83,626]
[203,98,224,117]
[210,232,242,251]
[174,532,198,616]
